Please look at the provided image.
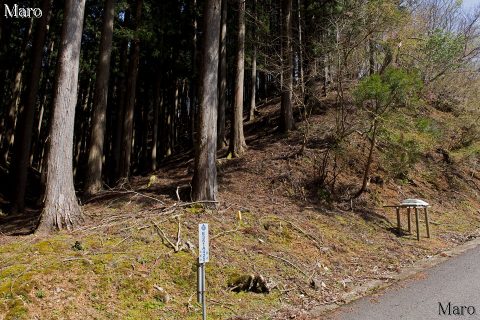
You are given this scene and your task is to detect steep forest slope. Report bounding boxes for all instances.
[1,93,479,319]
[1,0,480,318]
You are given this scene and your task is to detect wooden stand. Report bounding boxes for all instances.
[384,205,431,241]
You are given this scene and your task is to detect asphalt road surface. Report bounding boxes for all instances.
[328,245,480,320]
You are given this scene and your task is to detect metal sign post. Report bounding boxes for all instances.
[198,223,209,320]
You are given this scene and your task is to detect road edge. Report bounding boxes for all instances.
[308,235,480,317]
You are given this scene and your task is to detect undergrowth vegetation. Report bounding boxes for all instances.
[2,87,480,318]
[1,0,480,319]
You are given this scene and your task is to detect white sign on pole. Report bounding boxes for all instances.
[198,223,209,263]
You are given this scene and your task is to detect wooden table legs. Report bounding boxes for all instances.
[387,206,431,240]
[415,207,420,241]
[424,207,430,238]
[407,208,411,233]
[396,207,401,234]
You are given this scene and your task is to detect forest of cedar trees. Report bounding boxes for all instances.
[0,0,479,233]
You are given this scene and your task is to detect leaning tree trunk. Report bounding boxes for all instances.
[280,0,294,132]
[369,38,375,76]
[217,0,227,149]
[84,0,115,196]
[355,118,378,198]
[119,0,143,180]
[11,0,52,213]
[37,0,86,233]
[192,0,222,201]
[229,0,246,157]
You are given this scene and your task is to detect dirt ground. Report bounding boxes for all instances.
[1,100,479,319]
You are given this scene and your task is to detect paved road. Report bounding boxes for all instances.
[328,245,480,320]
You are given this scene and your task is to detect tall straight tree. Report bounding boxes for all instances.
[190,0,198,147]
[37,0,86,232]
[151,75,162,171]
[1,19,33,166]
[297,0,305,98]
[248,0,258,121]
[84,0,116,196]
[119,0,143,180]
[229,0,247,157]
[217,0,227,149]
[112,26,129,180]
[280,0,294,132]
[192,0,222,201]
[11,0,52,212]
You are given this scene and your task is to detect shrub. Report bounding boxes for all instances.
[382,134,421,179]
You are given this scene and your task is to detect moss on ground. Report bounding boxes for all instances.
[1,196,479,320]
[1,103,479,319]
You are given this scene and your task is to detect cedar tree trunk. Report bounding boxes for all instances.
[37,0,86,232]
[11,0,52,212]
[280,0,294,132]
[118,0,143,180]
[229,0,246,157]
[84,0,115,196]
[192,0,221,201]
[217,0,227,149]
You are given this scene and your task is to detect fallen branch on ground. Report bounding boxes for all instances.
[259,251,309,278]
[86,184,167,205]
[62,257,94,264]
[152,218,182,252]
[272,217,323,251]
[211,226,241,240]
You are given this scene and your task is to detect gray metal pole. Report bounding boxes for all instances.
[197,262,203,303]
[201,263,206,320]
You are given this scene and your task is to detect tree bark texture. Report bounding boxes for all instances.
[297,0,305,98]
[192,0,221,201]
[119,0,143,180]
[11,0,52,212]
[249,0,257,121]
[229,0,246,157]
[37,0,86,232]
[112,39,129,181]
[1,19,33,166]
[85,0,115,196]
[217,0,227,149]
[280,0,294,132]
[151,75,162,171]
